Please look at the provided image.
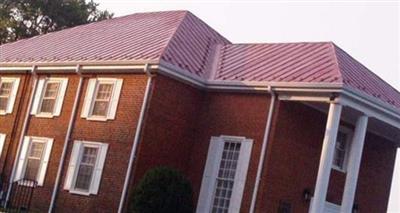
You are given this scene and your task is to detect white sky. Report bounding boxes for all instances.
[94,0,400,212]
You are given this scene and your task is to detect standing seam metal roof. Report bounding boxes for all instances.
[1,10,399,110]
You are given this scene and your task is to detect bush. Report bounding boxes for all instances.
[129,167,194,213]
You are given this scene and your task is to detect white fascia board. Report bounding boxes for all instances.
[157,63,206,88]
[0,59,159,67]
[339,93,400,130]
[2,60,400,130]
[343,87,400,118]
[278,95,332,103]
[0,64,159,74]
[0,67,32,71]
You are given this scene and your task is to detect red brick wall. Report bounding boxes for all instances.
[129,75,272,212]
[54,73,148,213]
[0,73,31,179]
[187,91,271,212]
[1,72,148,212]
[125,75,205,212]
[0,73,397,213]
[25,74,79,211]
[132,75,204,180]
[128,76,397,213]
[355,133,397,212]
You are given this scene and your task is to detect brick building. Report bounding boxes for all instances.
[0,11,399,213]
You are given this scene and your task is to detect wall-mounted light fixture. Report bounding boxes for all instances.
[303,188,312,202]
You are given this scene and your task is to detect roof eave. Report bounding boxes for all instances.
[2,60,400,129]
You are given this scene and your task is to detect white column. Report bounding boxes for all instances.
[340,115,368,213]
[310,103,342,213]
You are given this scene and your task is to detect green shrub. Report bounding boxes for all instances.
[129,167,194,213]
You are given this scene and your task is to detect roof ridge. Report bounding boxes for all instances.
[158,11,190,63]
[329,42,345,84]
[224,41,333,46]
[206,44,223,80]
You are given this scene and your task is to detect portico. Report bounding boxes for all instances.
[277,88,400,213]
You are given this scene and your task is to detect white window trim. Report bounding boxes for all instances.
[0,77,20,115]
[332,126,353,173]
[31,77,68,118]
[309,197,340,213]
[0,133,6,157]
[81,78,123,121]
[14,136,54,186]
[64,140,108,196]
[196,135,253,213]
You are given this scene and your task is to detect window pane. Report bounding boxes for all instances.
[29,142,45,158]
[96,84,113,100]
[39,82,60,114]
[0,82,13,96]
[333,131,348,169]
[92,101,109,116]
[44,82,60,98]
[24,159,41,181]
[0,97,8,111]
[0,82,13,111]
[212,141,241,212]
[40,99,56,113]
[74,147,98,191]
[91,83,113,117]
[24,142,45,181]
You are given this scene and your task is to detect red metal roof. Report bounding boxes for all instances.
[0,11,229,66]
[214,42,342,83]
[214,42,400,109]
[334,45,400,109]
[1,10,399,110]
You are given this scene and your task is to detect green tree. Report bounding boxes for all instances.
[130,167,194,213]
[0,0,113,44]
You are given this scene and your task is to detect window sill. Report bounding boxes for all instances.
[0,111,8,115]
[34,113,56,118]
[85,116,110,122]
[16,180,40,187]
[68,189,91,196]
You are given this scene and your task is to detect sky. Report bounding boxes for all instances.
[94,0,400,211]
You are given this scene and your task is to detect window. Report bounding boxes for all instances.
[14,136,53,186]
[212,142,240,212]
[24,141,46,181]
[39,82,60,113]
[92,83,113,116]
[75,146,98,191]
[31,77,68,117]
[196,136,253,213]
[81,78,123,121]
[0,77,20,114]
[0,82,12,111]
[64,141,108,195]
[332,127,352,172]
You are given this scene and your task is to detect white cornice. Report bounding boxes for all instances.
[1,61,400,130]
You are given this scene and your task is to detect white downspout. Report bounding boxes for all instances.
[5,65,38,207]
[249,90,276,213]
[117,63,153,213]
[48,65,83,213]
